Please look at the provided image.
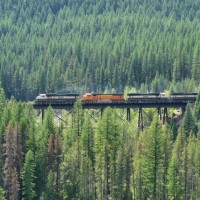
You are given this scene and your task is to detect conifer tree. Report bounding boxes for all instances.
[187,134,198,199]
[0,87,6,119]
[22,150,36,200]
[142,115,164,199]
[115,125,133,200]
[61,100,83,199]
[134,133,146,200]
[3,122,20,199]
[195,136,200,198]
[194,92,200,121]
[0,187,6,200]
[10,169,20,200]
[54,133,62,193]
[47,134,54,170]
[95,107,120,199]
[79,113,95,199]
[184,103,197,137]
[162,125,173,200]
[27,121,37,157]
[40,171,57,200]
[167,125,186,199]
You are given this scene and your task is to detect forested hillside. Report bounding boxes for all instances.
[0,88,200,199]
[0,0,200,100]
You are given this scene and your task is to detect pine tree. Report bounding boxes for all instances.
[167,125,186,199]
[43,106,56,137]
[40,171,57,200]
[27,121,37,157]
[3,122,20,199]
[195,136,200,198]
[61,100,83,199]
[142,115,164,199]
[0,87,6,119]
[115,125,134,200]
[162,125,173,200]
[184,103,197,137]
[0,187,6,200]
[47,134,54,170]
[95,107,120,199]
[194,92,200,121]
[134,133,146,200]
[10,169,20,200]
[22,150,36,200]
[79,113,95,199]
[54,133,62,194]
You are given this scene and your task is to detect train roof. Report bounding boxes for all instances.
[127,93,160,96]
[46,93,80,97]
[91,93,124,96]
[170,92,197,95]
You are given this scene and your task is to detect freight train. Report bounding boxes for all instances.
[35,92,197,104]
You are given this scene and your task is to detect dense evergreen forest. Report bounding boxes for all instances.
[0,0,200,100]
[1,0,200,199]
[0,88,200,199]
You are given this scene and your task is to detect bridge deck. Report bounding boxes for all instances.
[33,99,195,110]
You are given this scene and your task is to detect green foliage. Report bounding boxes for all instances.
[0,0,200,99]
[43,107,56,136]
[40,171,58,200]
[95,107,121,199]
[1,93,200,198]
[22,150,36,200]
[184,103,198,137]
[0,187,6,200]
[194,92,200,121]
[142,115,164,199]
[167,125,186,199]
[61,100,83,199]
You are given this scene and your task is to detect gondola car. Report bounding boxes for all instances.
[82,93,124,103]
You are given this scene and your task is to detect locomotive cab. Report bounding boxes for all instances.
[36,94,47,100]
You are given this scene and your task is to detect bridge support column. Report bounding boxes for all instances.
[42,109,45,124]
[162,108,168,124]
[138,108,143,131]
[101,108,104,118]
[127,108,131,121]
[158,108,162,120]
[181,107,186,114]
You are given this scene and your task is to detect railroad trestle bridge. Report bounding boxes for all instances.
[33,97,196,130]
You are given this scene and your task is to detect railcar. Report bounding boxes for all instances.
[82,93,124,103]
[127,93,160,102]
[169,93,197,101]
[35,93,79,103]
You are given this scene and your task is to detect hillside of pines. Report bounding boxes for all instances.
[0,0,200,100]
[0,90,200,199]
[1,0,200,199]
